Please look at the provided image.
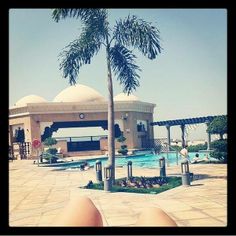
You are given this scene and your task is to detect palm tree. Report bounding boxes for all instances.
[52,9,162,183]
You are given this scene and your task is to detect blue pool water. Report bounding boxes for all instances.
[87,152,205,168]
[50,152,211,169]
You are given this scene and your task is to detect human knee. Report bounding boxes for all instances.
[54,196,103,226]
[136,207,177,226]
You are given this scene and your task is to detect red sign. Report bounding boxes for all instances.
[32,139,41,149]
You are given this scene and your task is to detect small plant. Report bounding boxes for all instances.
[43,137,57,146]
[117,134,128,155]
[43,137,58,163]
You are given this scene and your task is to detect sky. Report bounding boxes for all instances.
[9,9,227,141]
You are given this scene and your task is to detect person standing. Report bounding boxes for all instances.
[180,145,190,162]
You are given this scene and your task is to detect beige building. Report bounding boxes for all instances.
[9,84,156,158]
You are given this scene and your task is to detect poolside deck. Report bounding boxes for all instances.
[9,160,227,227]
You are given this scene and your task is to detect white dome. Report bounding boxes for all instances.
[114,93,139,101]
[15,95,47,107]
[53,84,106,103]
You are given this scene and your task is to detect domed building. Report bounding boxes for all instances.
[114,93,139,102]
[14,94,48,107]
[9,84,156,158]
[53,84,106,103]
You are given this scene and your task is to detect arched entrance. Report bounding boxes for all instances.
[41,120,122,153]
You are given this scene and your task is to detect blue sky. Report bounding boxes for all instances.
[9,9,227,141]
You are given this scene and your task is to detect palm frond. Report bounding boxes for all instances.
[53,8,108,85]
[113,15,162,59]
[52,8,108,41]
[52,8,107,25]
[59,30,102,85]
[110,44,141,95]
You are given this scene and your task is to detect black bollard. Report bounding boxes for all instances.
[127,161,133,180]
[95,160,102,182]
[159,156,166,177]
[181,159,190,186]
[104,164,112,192]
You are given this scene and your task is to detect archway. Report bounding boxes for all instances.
[41,120,122,153]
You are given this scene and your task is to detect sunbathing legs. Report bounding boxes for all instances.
[54,196,177,227]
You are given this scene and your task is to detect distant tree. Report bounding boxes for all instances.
[207,115,227,140]
[206,115,227,163]
[210,139,227,163]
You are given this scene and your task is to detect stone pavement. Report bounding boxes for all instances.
[9,160,227,227]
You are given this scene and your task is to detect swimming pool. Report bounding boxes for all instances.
[48,152,210,169]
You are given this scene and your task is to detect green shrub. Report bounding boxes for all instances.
[187,143,207,152]
[210,139,227,163]
[170,145,181,152]
[42,137,58,164]
[46,148,58,155]
[43,148,58,163]
[117,134,128,155]
[118,148,128,155]
[117,135,126,143]
[43,137,57,146]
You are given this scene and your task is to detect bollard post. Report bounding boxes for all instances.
[95,160,102,183]
[104,164,112,192]
[159,156,166,177]
[40,152,43,163]
[181,159,190,186]
[127,161,133,180]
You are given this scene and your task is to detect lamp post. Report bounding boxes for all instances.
[104,164,112,192]
[127,161,133,180]
[181,159,190,186]
[95,160,102,183]
[159,156,166,177]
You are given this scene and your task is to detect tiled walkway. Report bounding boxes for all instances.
[9,160,227,227]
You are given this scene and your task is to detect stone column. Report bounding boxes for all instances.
[166,124,171,151]
[9,125,14,146]
[180,124,185,148]
[205,120,211,150]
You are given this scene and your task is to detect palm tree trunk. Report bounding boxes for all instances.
[106,44,116,183]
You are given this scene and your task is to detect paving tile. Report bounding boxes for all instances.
[10,215,42,226]
[9,160,227,227]
[170,210,209,220]
[106,215,138,226]
[189,201,225,209]
[152,199,193,212]
[186,217,227,226]
[202,208,227,217]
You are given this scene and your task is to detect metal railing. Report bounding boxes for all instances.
[54,135,108,142]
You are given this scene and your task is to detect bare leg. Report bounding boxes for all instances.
[135,207,177,226]
[54,196,103,226]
